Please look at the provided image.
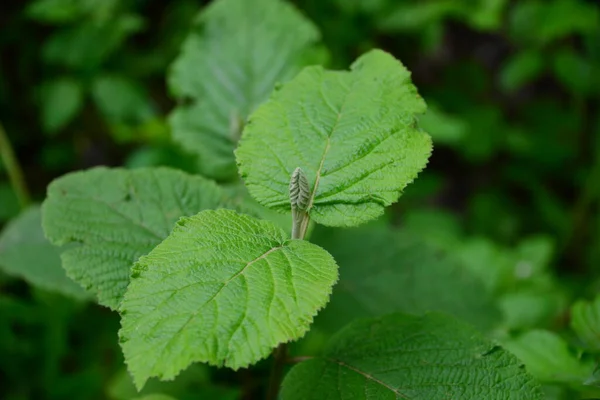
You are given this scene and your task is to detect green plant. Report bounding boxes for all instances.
[34,0,545,396]
[40,46,542,398]
[4,0,600,398]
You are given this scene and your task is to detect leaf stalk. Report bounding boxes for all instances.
[266,343,288,400]
[266,167,312,399]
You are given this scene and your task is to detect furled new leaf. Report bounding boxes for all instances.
[311,224,501,332]
[42,167,225,309]
[236,49,432,227]
[168,0,323,180]
[0,206,88,299]
[120,209,338,389]
[281,313,542,400]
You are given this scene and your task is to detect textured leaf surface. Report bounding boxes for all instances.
[221,183,291,234]
[311,225,500,332]
[236,49,432,227]
[571,296,600,351]
[42,167,225,309]
[281,313,543,400]
[120,209,338,389]
[168,0,322,180]
[0,206,88,299]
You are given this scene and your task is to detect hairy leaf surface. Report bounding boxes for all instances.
[311,225,500,332]
[281,313,543,400]
[0,206,88,299]
[42,167,225,309]
[169,0,323,180]
[120,209,338,389]
[236,49,432,227]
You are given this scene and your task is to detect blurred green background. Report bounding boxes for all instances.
[1,0,600,399]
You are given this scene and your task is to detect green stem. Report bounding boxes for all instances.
[267,174,311,399]
[0,120,30,209]
[291,207,311,239]
[288,355,313,364]
[266,343,288,400]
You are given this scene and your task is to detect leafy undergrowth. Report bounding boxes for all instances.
[1,0,600,399]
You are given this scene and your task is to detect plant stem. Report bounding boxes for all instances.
[288,355,313,364]
[267,169,311,399]
[266,212,308,399]
[266,343,288,400]
[291,207,311,239]
[0,120,30,209]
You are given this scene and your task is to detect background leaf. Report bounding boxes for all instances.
[311,224,501,332]
[168,0,323,180]
[281,312,543,400]
[26,0,118,24]
[120,209,338,389]
[39,77,84,134]
[0,183,21,223]
[571,296,600,352]
[42,167,226,309]
[107,365,239,400]
[500,51,544,93]
[237,49,432,227]
[91,74,155,126]
[0,206,88,299]
[132,395,177,400]
[42,13,143,70]
[503,330,594,386]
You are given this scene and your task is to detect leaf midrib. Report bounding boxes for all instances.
[306,75,355,212]
[146,243,286,374]
[326,357,410,399]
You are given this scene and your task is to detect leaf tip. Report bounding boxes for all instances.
[133,375,148,392]
[130,262,147,279]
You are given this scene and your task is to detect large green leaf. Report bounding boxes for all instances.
[281,313,543,400]
[311,225,501,332]
[168,0,322,180]
[42,167,225,309]
[0,206,88,299]
[119,209,338,389]
[236,49,432,227]
[221,182,292,234]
